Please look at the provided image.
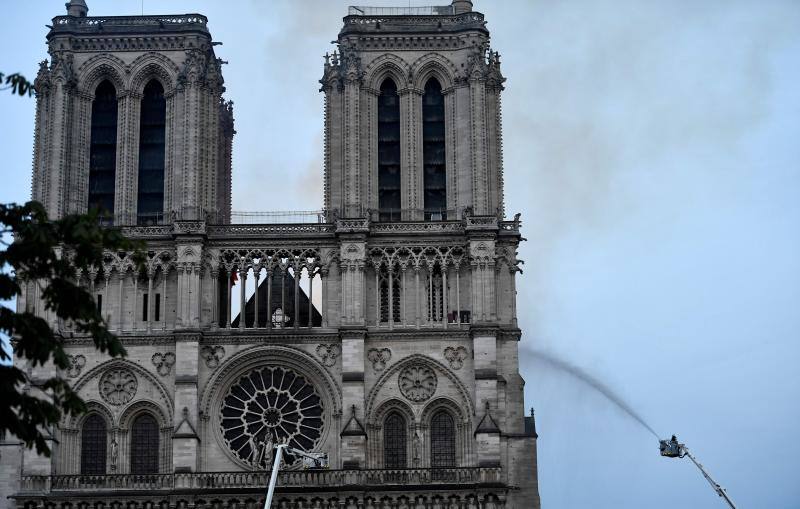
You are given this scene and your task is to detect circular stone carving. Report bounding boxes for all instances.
[220,366,324,469]
[99,368,138,406]
[398,364,438,402]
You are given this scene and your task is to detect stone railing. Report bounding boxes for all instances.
[348,6,455,16]
[370,221,465,234]
[341,10,486,33]
[18,467,503,494]
[120,218,518,239]
[50,14,208,31]
[207,223,336,237]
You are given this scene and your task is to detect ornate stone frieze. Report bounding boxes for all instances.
[201,345,225,368]
[316,344,341,367]
[66,354,86,378]
[173,220,207,235]
[367,348,392,373]
[119,225,173,238]
[99,368,138,405]
[444,346,469,370]
[151,352,176,376]
[367,245,467,271]
[398,364,437,402]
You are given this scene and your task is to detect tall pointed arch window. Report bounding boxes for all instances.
[378,78,401,221]
[430,410,456,468]
[80,414,107,475]
[88,80,118,220]
[137,80,166,225]
[379,265,401,324]
[130,413,159,474]
[383,412,407,468]
[422,78,446,220]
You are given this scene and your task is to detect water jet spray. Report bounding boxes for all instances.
[659,435,738,508]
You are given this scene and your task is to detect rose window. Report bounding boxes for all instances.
[220,366,324,468]
[398,364,438,402]
[99,368,138,406]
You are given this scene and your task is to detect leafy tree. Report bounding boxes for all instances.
[0,72,33,97]
[0,202,143,456]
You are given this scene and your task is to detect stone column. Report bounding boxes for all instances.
[399,87,423,220]
[117,90,141,225]
[472,325,499,467]
[174,223,205,330]
[340,330,367,468]
[172,332,201,472]
[339,240,366,326]
[469,66,490,215]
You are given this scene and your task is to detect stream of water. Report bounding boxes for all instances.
[531,350,660,439]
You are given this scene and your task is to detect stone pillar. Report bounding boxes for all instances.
[472,325,500,467]
[172,331,201,472]
[468,63,489,215]
[174,223,205,329]
[320,58,341,214]
[399,87,423,220]
[340,330,367,468]
[41,53,76,219]
[342,53,362,217]
[117,90,141,225]
[339,239,366,326]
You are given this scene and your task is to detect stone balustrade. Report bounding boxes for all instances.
[51,14,208,30]
[18,467,503,494]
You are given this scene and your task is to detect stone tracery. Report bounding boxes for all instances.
[99,368,138,406]
[398,364,438,402]
[219,365,324,469]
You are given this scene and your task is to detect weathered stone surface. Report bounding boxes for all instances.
[2,2,539,508]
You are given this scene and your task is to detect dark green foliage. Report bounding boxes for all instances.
[0,202,143,456]
[0,72,34,97]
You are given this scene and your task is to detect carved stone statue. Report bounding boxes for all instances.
[412,433,421,467]
[110,438,118,470]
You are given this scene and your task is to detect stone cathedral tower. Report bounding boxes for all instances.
[1,1,540,508]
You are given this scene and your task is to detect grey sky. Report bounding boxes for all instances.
[2,1,799,507]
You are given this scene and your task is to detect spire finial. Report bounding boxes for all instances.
[451,0,473,14]
[65,0,88,17]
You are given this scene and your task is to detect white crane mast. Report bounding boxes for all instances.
[262,444,328,509]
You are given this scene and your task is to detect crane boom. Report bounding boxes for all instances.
[682,448,738,509]
[659,436,737,509]
[262,444,329,509]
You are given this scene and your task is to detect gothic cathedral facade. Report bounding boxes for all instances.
[1,1,540,507]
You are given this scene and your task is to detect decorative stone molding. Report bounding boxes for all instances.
[316,344,341,367]
[173,220,206,235]
[367,348,392,373]
[151,352,176,376]
[201,345,225,368]
[367,354,476,419]
[444,346,469,370]
[66,354,86,378]
[398,364,438,402]
[99,368,138,406]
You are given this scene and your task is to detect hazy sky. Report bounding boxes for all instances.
[2,1,799,507]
